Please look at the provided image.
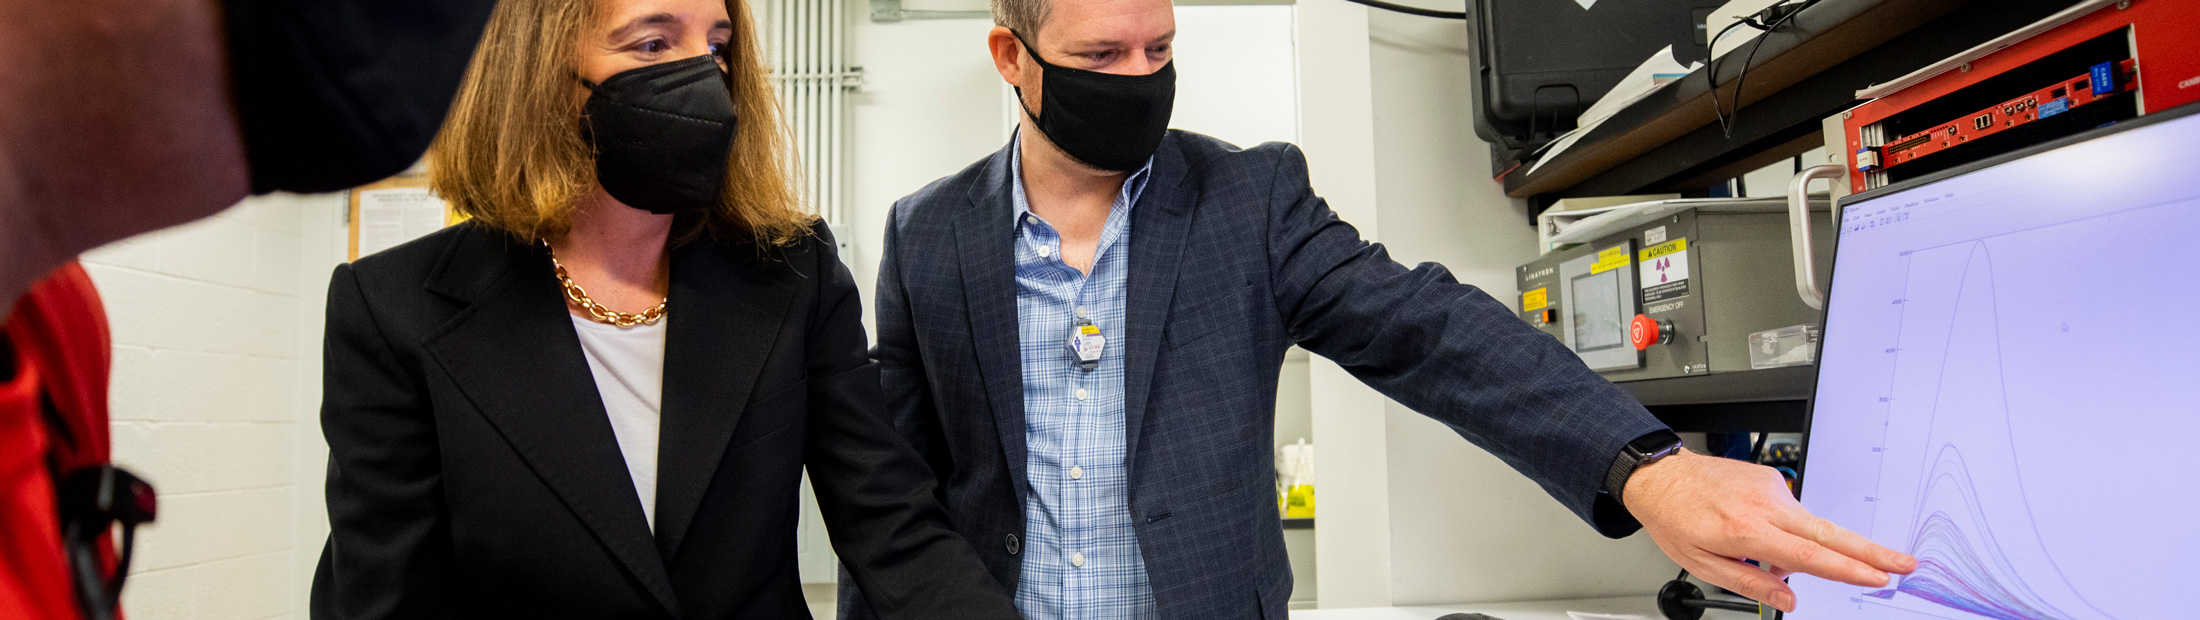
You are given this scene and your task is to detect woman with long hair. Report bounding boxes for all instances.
[308,0,1017,617]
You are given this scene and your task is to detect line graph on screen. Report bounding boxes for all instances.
[1850,241,2114,620]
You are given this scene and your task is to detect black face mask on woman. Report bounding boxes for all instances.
[1012,30,1176,172]
[580,55,739,214]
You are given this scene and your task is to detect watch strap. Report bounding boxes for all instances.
[1604,430,1683,504]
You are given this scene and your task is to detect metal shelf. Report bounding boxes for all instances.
[1500,0,2080,216]
[1619,365,1818,433]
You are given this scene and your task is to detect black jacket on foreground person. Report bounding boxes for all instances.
[310,221,1019,619]
[225,0,499,193]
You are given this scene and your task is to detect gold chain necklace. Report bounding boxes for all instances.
[547,246,667,328]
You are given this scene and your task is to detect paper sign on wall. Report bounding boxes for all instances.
[351,187,455,261]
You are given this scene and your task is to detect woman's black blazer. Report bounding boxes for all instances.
[308,221,1016,619]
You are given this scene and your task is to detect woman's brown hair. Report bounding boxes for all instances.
[428,0,811,247]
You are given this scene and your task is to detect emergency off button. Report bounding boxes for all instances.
[1630,314,1670,351]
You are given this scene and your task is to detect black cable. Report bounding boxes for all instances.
[1707,0,1821,138]
[1659,572,1763,617]
[1687,599,1764,613]
[1724,12,1786,136]
[66,526,115,620]
[109,525,137,610]
[1704,19,1753,135]
[1341,0,1467,20]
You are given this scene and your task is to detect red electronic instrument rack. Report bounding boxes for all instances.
[1867,60,2137,173]
[1843,0,2200,193]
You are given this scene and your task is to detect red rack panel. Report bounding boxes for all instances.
[1871,60,2137,172]
[1842,0,2200,193]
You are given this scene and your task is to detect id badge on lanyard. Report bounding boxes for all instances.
[1068,317,1105,371]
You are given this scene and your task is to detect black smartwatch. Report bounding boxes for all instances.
[1603,429,1683,505]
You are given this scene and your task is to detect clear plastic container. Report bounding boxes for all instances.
[1748,324,1820,370]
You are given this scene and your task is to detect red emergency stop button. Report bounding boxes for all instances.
[1629,314,1669,351]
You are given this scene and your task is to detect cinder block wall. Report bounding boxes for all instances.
[81,192,342,620]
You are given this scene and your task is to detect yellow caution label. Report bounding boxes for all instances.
[1591,245,1632,274]
[1079,324,1101,335]
[1641,238,1688,261]
[1521,287,1549,312]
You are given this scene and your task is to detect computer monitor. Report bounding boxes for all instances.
[1790,104,2200,620]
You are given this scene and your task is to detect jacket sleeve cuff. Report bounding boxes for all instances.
[1589,490,1646,538]
[1581,424,1668,538]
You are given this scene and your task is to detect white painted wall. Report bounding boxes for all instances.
[841,10,1008,314]
[82,191,343,620]
[1164,5,1302,148]
[1363,11,1678,605]
[1291,0,1399,610]
[1739,145,1832,199]
[293,195,347,617]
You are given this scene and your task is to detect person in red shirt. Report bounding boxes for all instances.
[1,264,132,620]
[0,283,77,618]
[0,1,498,617]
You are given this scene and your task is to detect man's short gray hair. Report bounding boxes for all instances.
[991,0,1050,37]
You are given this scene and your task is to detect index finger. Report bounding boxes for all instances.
[1752,527,1888,588]
[1777,509,1917,575]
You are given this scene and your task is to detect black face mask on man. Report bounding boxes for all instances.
[580,55,739,214]
[1012,30,1175,172]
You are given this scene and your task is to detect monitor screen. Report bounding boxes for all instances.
[1793,107,2200,620]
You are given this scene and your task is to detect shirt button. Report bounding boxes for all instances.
[1070,552,1086,568]
[1036,245,1053,258]
[1070,466,1085,480]
[1074,388,1089,401]
[1075,306,1089,319]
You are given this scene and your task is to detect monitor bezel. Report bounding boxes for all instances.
[1779,99,2200,620]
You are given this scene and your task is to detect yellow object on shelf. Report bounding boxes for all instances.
[1283,484,1316,519]
[1277,437,1316,518]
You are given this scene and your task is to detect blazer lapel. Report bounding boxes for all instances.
[1122,137,1196,476]
[419,228,680,616]
[652,240,794,558]
[956,142,1030,501]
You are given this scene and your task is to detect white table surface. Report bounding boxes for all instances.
[1288,594,1749,620]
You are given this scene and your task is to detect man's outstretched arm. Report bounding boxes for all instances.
[1257,142,1912,612]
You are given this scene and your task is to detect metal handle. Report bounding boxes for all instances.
[1788,164,1846,310]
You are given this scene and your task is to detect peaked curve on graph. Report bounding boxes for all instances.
[1863,242,2114,620]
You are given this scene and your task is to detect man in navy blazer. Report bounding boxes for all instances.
[840,0,1916,617]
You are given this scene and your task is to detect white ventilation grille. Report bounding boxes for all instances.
[765,0,860,232]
